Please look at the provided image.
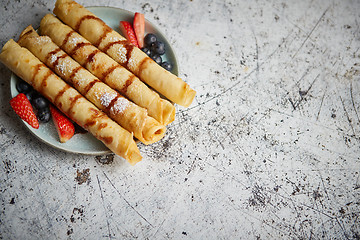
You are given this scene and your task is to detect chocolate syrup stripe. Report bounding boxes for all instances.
[67,94,82,118]
[68,66,82,81]
[61,30,76,49]
[82,79,100,96]
[69,42,92,57]
[75,15,104,32]
[44,48,62,64]
[137,57,152,78]
[101,40,134,68]
[94,26,112,48]
[120,75,135,94]
[85,49,101,67]
[74,14,115,50]
[54,84,71,105]
[106,95,120,114]
[32,64,51,99]
[98,64,134,95]
[100,64,119,80]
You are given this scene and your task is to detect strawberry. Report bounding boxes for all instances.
[133,12,145,48]
[10,93,39,129]
[49,105,75,143]
[120,21,139,47]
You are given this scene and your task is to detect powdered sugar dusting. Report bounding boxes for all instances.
[56,58,72,76]
[68,36,84,48]
[74,71,87,88]
[110,97,128,115]
[127,57,137,71]
[106,36,121,43]
[34,36,51,45]
[115,44,127,64]
[99,92,117,108]
[49,54,57,65]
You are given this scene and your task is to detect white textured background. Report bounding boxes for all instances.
[0,0,359,239]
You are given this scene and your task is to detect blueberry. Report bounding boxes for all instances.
[141,47,151,56]
[144,33,157,46]
[151,54,162,65]
[151,41,165,55]
[25,90,36,102]
[16,80,32,93]
[32,95,49,110]
[37,107,51,123]
[161,61,173,71]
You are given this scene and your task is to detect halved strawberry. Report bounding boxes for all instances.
[120,21,139,47]
[133,12,145,48]
[49,105,75,143]
[10,93,39,129]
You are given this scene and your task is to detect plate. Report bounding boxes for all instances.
[10,6,178,155]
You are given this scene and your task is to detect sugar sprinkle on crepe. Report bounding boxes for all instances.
[56,58,72,76]
[99,92,117,108]
[68,36,83,48]
[115,45,127,64]
[110,97,128,115]
[49,54,57,65]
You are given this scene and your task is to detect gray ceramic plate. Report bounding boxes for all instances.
[10,6,178,155]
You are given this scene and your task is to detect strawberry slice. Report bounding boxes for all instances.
[120,21,139,47]
[133,12,145,48]
[49,105,75,143]
[10,93,39,129]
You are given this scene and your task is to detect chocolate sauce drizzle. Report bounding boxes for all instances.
[75,15,104,32]
[85,49,101,67]
[61,30,76,49]
[45,48,62,64]
[68,66,82,83]
[83,79,100,96]
[120,75,135,94]
[67,94,82,118]
[69,42,92,57]
[94,26,112,48]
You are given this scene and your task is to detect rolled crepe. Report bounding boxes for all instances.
[53,0,196,107]
[40,14,175,126]
[18,25,166,145]
[0,39,141,165]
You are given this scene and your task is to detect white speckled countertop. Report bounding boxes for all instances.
[0,0,359,239]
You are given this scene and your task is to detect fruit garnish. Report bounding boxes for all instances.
[141,46,151,56]
[144,33,157,46]
[119,21,139,47]
[32,95,49,110]
[16,80,32,94]
[37,107,51,123]
[151,41,165,55]
[160,61,173,71]
[133,12,145,48]
[142,33,173,71]
[151,54,162,65]
[49,105,75,143]
[10,93,39,129]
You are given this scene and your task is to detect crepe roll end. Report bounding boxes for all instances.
[126,142,143,166]
[141,117,166,145]
[179,84,196,108]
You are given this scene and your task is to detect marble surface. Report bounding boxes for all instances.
[1,0,359,239]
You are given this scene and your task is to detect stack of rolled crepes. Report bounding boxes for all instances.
[0,0,196,165]
[0,40,142,165]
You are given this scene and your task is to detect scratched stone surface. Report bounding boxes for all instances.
[0,0,359,239]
